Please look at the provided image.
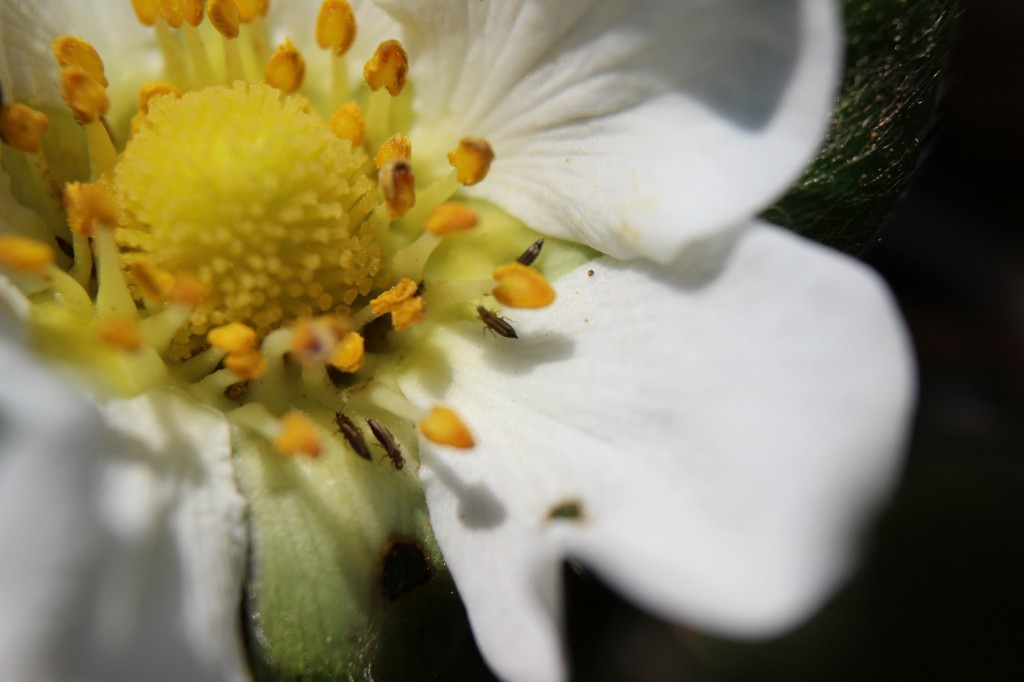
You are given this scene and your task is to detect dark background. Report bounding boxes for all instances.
[562,1,1024,680]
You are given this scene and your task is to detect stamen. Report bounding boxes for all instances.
[370,278,419,316]
[492,262,556,308]
[0,103,49,155]
[273,411,323,458]
[236,0,270,23]
[420,406,475,449]
[448,138,495,186]
[225,347,268,380]
[329,331,365,372]
[139,81,182,112]
[316,0,357,55]
[207,0,246,81]
[179,1,215,87]
[160,0,186,28]
[265,38,306,94]
[380,157,416,219]
[131,0,160,25]
[129,260,176,302]
[65,182,134,317]
[375,133,412,168]
[390,297,426,331]
[363,40,408,96]
[59,68,116,178]
[64,181,117,238]
[98,316,143,352]
[424,202,478,236]
[400,171,460,227]
[238,0,272,67]
[51,36,108,87]
[0,235,55,273]
[329,101,365,146]
[208,321,259,353]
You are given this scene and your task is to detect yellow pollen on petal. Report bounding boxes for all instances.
[132,0,160,26]
[208,321,259,353]
[420,406,475,449]
[0,104,49,155]
[59,67,109,123]
[370,278,418,316]
[51,36,108,87]
[64,181,118,237]
[364,40,408,96]
[207,0,241,39]
[138,81,181,113]
[98,317,143,352]
[448,138,494,186]
[329,101,365,145]
[225,347,268,380]
[330,331,365,372]
[129,260,177,300]
[390,296,425,331]
[236,0,270,23]
[375,133,411,169]
[492,262,556,308]
[265,38,306,94]
[273,412,322,457]
[316,0,357,56]
[380,157,415,219]
[0,235,55,273]
[424,202,478,236]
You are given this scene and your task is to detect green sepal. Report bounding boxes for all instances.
[765,0,958,253]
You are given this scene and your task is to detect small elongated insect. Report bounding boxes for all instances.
[477,305,518,339]
[515,238,544,266]
[366,417,404,470]
[334,412,372,461]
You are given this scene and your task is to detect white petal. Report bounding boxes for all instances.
[398,223,913,681]
[0,1,155,111]
[376,0,841,262]
[0,331,249,681]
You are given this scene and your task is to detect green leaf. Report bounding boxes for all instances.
[764,0,958,253]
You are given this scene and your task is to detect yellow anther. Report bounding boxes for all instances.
[424,202,478,236]
[364,39,408,96]
[0,235,55,273]
[158,0,194,28]
[225,347,268,380]
[171,274,211,306]
[236,0,269,23]
[129,260,176,300]
[0,104,49,154]
[131,0,160,26]
[51,36,108,87]
[98,317,143,352]
[208,322,258,353]
[316,0,357,56]
[290,316,349,365]
[207,0,241,39]
[182,0,204,26]
[265,38,306,94]
[492,262,556,309]
[273,412,322,458]
[370,278,418,316]
[448,138,495,186]
[138,81,181,114]
[64,182,118,237]
[59,67,109,124]
[330,331,365,372]
[329,101,365,146]
[390,296,426,331]
[375,133,412,169]
[420,406,475,449]
[380,157,415,219]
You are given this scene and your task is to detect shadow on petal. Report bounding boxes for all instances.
[426,455,507,530]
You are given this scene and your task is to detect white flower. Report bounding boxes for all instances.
[0,2,914,682]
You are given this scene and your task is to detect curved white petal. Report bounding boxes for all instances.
[0,329,249,681]
[399,223,913,682]
[376,0,841,262]
[267,0,403,99]
[0,1,155,110]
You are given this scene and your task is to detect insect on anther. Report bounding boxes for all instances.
[515,238,544,266]
[367,417,404,470]
[477,305,518,339]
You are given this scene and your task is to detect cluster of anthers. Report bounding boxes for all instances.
[0,0,557,461]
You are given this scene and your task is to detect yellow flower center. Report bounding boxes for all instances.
[113,83,384,354]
